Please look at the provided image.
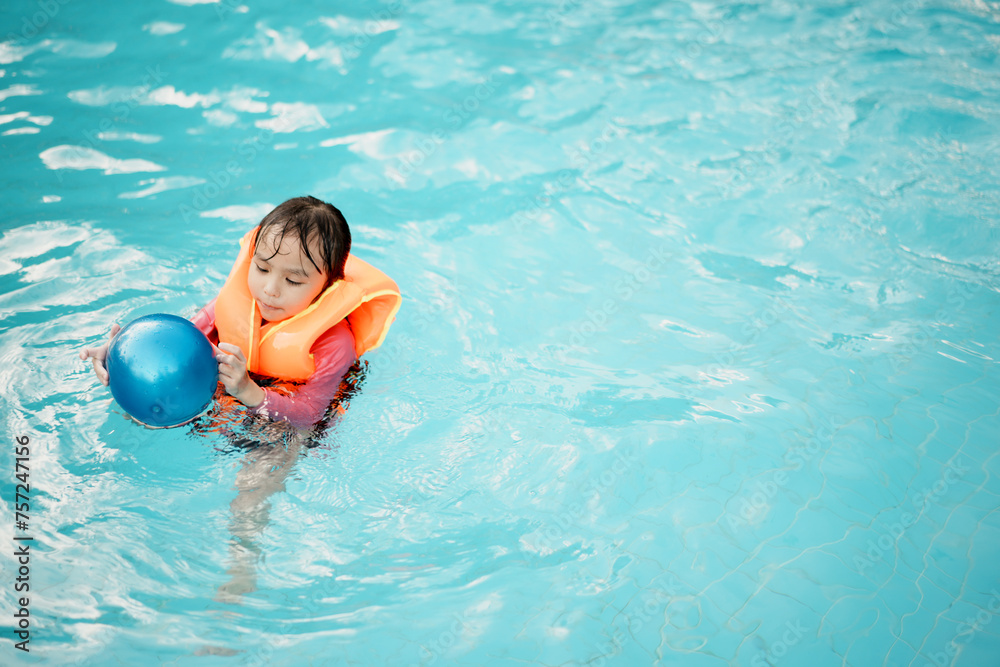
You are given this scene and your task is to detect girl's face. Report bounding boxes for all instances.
[247,229,329,322]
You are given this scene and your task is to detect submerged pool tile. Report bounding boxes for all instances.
[895,591,959,651]
[882,636,923,666]
[961,565,1000,612]
[735,613,826,666]
[696,570,762,622]
[953,634,1000,667]
[889,398,938,446]
[838,607,916,664]
[658,602,740,662]
[757,635,842,667]
[822,595,881,640]
[912,559,966,602]
[765,506,852,552]
[732,585,822,640]
[962,416,1000,461]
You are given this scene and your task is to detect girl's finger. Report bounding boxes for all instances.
[92,360,108,385]
[218,343,246,363]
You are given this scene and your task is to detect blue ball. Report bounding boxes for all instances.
[106,314,218,428]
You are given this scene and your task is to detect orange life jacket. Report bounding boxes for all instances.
[215,226,401,381]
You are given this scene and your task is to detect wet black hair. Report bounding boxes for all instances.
[254,196,352,288]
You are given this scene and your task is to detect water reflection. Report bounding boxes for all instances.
[195,363,365,605]
[216,432,308,603]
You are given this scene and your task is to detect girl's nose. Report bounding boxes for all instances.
[263,278,280,297]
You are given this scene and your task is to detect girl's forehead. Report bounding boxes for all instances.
[256,229,324,274]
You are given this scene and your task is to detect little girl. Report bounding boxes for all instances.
[80,196,401,428]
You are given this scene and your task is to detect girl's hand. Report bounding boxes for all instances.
[78,323,122,386]
[216,343,265,408]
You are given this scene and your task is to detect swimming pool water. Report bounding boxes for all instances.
[2,0,999,665]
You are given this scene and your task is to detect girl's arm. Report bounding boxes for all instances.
[246,321,357,429]
[191,298,219,342]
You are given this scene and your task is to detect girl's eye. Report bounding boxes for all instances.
[255,264,268,273]
[286,279,301,286]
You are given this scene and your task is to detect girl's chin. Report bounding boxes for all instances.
[257,304,286,321]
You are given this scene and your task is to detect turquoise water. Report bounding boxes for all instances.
[2,0,1000,664]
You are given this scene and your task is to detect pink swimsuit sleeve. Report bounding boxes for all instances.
[191,299,218,341]
[190,300,357,429]
[246,320,357,429]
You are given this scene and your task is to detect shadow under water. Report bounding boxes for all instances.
[187,360,368,605]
